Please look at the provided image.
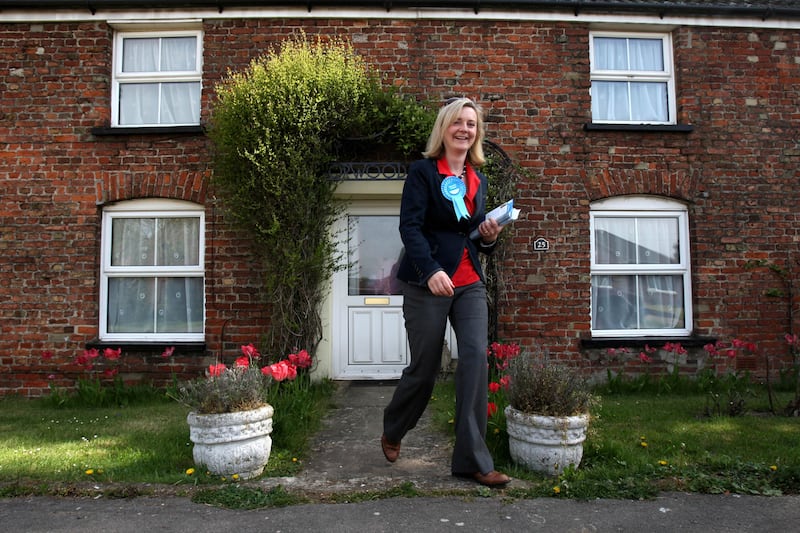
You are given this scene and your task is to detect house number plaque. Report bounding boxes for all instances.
[533,237,550,251]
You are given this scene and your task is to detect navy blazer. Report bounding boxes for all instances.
[395,158,497,286]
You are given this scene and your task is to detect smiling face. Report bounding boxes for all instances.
[423,98,486,165]
[443,106,478,156]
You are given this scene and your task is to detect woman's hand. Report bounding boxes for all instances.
[427,270,455,297]
[478,218,503,244]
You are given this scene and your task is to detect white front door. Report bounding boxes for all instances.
[331,202,460,379]
[332,207,409,379]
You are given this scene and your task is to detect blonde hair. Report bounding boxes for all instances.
[422,97,486,166]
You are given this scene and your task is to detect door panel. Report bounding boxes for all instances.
[349,306,406,365]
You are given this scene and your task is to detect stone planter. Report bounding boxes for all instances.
[187,404,274,479]
[504,405,589,476]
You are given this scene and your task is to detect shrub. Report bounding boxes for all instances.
[208,33,433,357]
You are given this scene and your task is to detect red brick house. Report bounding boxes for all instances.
[1,1,798,396]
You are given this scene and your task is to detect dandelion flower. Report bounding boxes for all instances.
[770,465,778,471]
[185,468,195,476]
[85,469,94,475]
[292,457,298,463]
[640,441,648,448]
[552,486,561,494]
[232,474,240,481]
[658,460,668,466]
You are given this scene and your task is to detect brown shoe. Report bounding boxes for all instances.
[472,470,511,487]
[381,434,401,463]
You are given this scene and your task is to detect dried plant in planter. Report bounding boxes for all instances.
[175,364,271,415]
[506,348,596,417]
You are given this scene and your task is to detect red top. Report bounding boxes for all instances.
[436,158,480,287]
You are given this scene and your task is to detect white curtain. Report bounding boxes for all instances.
[158,219,201,333]
[593,217,683,329]
[594,217,636,264]
[108,217,201,333]
[639,275,684,329]
[119,36,200,125]
[592,37,667,122]
[160,37,196,71]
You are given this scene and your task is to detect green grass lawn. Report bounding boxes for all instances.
[430,380,800,499]
[0,400,192,484]
[581,391,800,497]
[0,379,336,493]
[1,379,798,501]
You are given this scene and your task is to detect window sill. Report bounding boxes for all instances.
[91,125,205,136]
[583,123,694,133]
[86,339,206,355]
[580,336,715,350]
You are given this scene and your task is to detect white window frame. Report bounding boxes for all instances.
[111,29,203,127]
[589,31,676,125]
[100,199,205,342]
[590,196,692,337]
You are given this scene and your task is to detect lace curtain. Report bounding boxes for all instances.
[593,217,684,329]
[107,217,202,333]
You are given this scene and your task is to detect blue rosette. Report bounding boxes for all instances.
[441,176,469,221]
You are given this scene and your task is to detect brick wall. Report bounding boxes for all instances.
[0,21,272,395]
[1,16,798,395]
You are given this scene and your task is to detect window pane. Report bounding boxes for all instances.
[119,83,159,125]
[594,37,628,70]
[638,218,679,264]
[593,274,685,330]
[639,275,684,328]
[120,82,200,126]
[157,277,203,332]
[161,36,197,71]
[630,82,668,122]
[629,38,664,71]
[592,275,637,329]
[591,81,630,121]
[122,37,158,72]
[348,215,403,296]
[160,82,201,124]
[594,217,636,264]
[107,278,155,333]
[596,216,681,266]
[111,218,155,266]
[157,218,200,266]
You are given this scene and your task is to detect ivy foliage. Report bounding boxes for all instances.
[208,34,434,357]
[481,143,525,341]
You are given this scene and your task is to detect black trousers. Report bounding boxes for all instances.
[383,281,495,475]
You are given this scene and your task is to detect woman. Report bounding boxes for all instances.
[381,97,510,487]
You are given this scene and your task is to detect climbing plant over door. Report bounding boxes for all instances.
[208,34,432,358]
